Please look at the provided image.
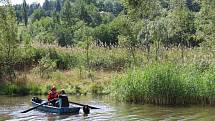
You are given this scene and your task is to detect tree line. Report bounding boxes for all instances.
[14,0,214,49]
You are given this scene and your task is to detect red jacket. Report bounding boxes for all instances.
[48,91,58,101]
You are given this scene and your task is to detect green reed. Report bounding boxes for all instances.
[111,62,215,105]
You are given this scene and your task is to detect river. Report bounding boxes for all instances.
[0,95,215,121]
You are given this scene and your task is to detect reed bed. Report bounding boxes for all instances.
[111,62,215,105]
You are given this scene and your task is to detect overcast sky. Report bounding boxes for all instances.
[11,0,45,5]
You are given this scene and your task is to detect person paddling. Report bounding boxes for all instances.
[48,86,58,106]
[56,89,69,107]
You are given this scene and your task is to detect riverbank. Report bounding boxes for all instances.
[0,45,214,105]
[0,69,113,95]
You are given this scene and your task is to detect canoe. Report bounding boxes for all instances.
[31,97,80,114]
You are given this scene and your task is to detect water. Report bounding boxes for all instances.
[0,96,215,121]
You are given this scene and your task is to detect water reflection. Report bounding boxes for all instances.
[0,95,215,121]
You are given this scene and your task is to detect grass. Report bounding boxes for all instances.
[0,69,113,95]
[111,62,215,105]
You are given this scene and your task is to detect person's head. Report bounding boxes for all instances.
[60,89,66,94]
[51,86,56,92]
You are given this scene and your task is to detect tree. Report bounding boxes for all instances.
[195,0,215,48]
[32,17,56,44]
[42,0,55,16]
[122,0,162,63]
[22,0,28,26]
[55,0,61,12]
[148,18,167,61]
[186,0,200,12]
[118,16,143,66]
[93,18,121,48]
[14,5,22,24]
[122,0,161,20]
[78,35,93,79]
[31,8,45,22]
[58,0,77,47]
[167,0,195,62]
[43,0,50,11]
[73,0,101,26]
[0,4,19,81]
[28,3,40,16]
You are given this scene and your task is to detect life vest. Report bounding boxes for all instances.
[48,91,58,101]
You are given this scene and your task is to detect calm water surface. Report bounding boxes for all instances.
[0,95,215,121]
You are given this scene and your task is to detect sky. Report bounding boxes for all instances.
[11,0,45,5]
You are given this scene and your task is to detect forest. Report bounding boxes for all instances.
[0,0,214,105]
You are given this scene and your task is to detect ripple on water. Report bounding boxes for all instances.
[1,96,215,121]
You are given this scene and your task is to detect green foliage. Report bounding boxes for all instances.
[30,17,56,44]
[112,62,215,104]
[90,82,104,94]
[74,0,102,26]
[22,0,28,26]
[0,5,19,81]
[93,16,124,47]
[11,0,215,49]
[123,0,161,19]
[74,24,93,42]
[57,0,77,47]
[33,55,57,79]
[31,9,46,22]
[195,0,215,48]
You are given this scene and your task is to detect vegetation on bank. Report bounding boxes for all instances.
[112,62,215,105]
[0,69,111,95]
[0,0,214,106]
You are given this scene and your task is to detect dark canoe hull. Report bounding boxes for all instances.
[32,101,80,114]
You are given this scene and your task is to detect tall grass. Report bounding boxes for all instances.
[0,68,112,95]
[111,62,215,105]
[1,43,214,97]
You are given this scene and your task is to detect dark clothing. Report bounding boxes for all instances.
[58,94,69,107]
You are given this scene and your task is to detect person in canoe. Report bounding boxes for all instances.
[56,89,69,107]
[48,86,59,106]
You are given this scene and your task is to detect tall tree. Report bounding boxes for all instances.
[43,0,50,11]
[0,4,19,81]
[167,0,195,62]
[195,0,215,48]
[118,15,143,66]
[55,0,61,12]
[122,0,162,62]
[14,5,22,24]
[122,0,161,20]
[22,0,28,26]
[58,0,77,47]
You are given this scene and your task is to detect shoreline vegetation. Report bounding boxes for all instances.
[0,45,214,105]
[0,0,215,106]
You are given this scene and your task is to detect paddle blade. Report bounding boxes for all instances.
[89,106,100,109]
[69,101,100,109]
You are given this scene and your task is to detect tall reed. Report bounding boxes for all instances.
[111,62,215,105]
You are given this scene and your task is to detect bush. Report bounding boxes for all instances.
[33,56,57,78]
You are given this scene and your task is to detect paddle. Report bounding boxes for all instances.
[21,99,55,113]
[69,101,100,109]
